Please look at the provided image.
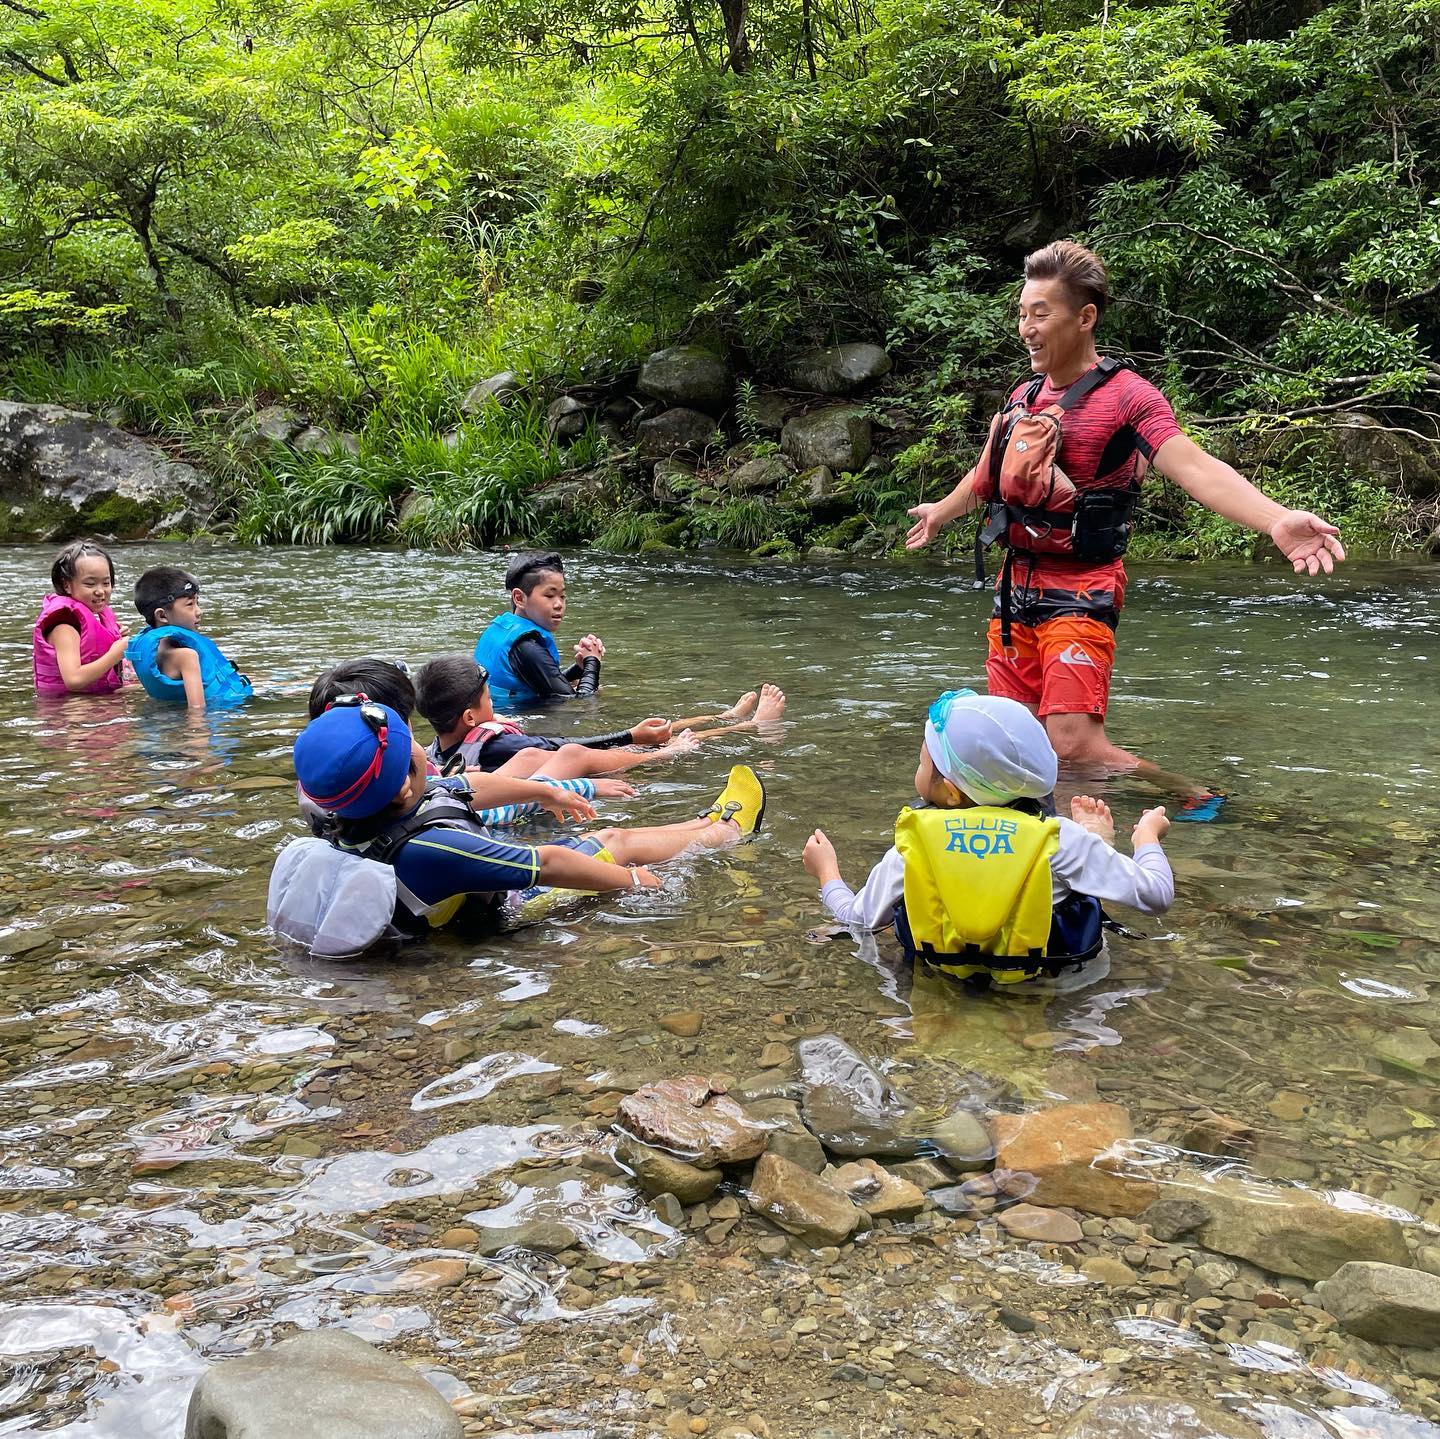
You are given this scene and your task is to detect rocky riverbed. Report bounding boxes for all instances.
[2,545,1438,1438]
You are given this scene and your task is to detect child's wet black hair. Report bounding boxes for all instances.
[51,540,115,594]
[134,566,199,626]
[415,654,487,735]
[505,551,564,606]
[307,658,416,721]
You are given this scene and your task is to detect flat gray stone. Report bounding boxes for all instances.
[473,1218,580,1257]
[1190,1175,1409,1281]
[185,1329,460,1439]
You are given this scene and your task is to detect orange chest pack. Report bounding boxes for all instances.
[971,357,1153,563]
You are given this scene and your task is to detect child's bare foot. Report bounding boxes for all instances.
[1070,795,1115,845]
[718,690,759,722]
[752,684,786,724]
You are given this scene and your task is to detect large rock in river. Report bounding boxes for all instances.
[749,1151,864,1246]
[0,400,211,541]
[992,1102,1156,1217]
[786,343,892,395]
[184,1329,461,1439]
[781,407,872,472]
[1056,1394,1262,1439]
[617,1076,769,1166]
[797,1034,920,1158]
[1187,1174,1410,1281]
[637,346,731,415]
[1317,1261,1440,1345]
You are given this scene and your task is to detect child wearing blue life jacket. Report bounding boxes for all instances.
[32,540,129,698]
[802,690,1173,989]
[129,567,252,711]
[473,552,605,709]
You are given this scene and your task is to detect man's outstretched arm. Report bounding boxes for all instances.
[1153,433,1346,575]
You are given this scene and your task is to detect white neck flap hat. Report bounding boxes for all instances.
[923,689,1058,806]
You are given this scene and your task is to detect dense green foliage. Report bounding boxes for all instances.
[2,0,1437,553]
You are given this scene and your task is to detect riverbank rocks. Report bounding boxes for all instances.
[786,343,892,395]
[749,1152,864,1246]
[184,1329,461,1439]
[1317,1262,1440,1345]
[637,408,721,462]
[1056,1395,1261,1439]
[0,400,212,541]
[638,347,732,415]
[617,1076,769,1166]
[728,456,791,494]
[461,370,523,413]
[796,1035,920,1159]
[546,396,587,445]
[781,408,872,473]
[992,1102,1156,1217]
[615,1133,722,1204]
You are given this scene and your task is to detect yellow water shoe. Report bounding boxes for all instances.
[701,764,766,839]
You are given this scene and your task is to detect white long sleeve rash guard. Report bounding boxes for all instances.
[819,816,1174,936]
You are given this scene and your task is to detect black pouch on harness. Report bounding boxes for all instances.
[1072,490,1139,562]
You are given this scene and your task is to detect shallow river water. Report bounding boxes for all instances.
[1,544,1438,1438]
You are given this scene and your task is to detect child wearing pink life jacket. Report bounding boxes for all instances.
[32,541,129,697]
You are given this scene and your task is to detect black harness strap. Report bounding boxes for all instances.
[980,359,1131,643]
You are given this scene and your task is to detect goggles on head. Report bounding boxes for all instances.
[157,578,200,607]
[926,687,983,790]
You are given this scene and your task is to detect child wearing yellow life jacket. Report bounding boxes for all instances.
[802,690,1172,987]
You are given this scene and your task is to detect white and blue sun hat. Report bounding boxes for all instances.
[924,689,1058,805]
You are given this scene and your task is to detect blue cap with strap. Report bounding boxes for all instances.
[293,699,413,819]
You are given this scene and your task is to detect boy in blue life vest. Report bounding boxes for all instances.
[129,567,252,711]
[801,690,1173,988]
[473,552,606,710]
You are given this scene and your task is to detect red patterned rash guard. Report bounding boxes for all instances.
[990,365,1183,627]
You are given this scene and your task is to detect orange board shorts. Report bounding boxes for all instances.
[986,615,1117,718]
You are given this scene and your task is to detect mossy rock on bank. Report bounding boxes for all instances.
[0,400,212,542]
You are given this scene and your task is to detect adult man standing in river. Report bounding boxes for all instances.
[905,240,1346,793]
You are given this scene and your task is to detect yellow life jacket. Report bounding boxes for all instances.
[894,804,1061,984]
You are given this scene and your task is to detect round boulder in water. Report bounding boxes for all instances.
[1056,1395,1261,1439]
[184,1329,461,1438]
